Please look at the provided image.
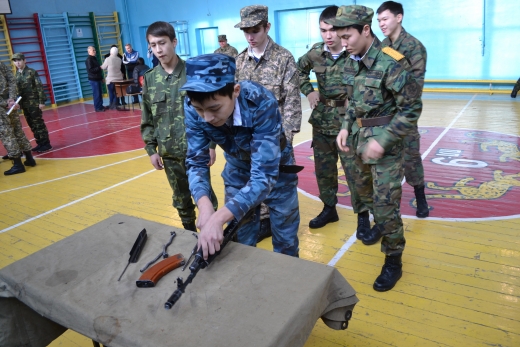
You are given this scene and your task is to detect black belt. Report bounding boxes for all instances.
[319,95,346,108]
[356,115,394,127]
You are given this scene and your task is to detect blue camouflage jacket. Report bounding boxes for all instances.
[185,80,286,221]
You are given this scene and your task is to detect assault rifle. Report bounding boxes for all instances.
[164,219,239,309]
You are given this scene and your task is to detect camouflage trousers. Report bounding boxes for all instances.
[0,108,32,158]
[162,157,217,224]
[223,145,300,256]
[351,140,406,256]
[403,126,424,187]
[312,129,361,212]
[22,105,50,145]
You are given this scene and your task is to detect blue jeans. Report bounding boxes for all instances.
[89,80,103,110]
[107,83,117,105]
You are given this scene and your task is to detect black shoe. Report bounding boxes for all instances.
[356,211,370,240]
[23,151,36,167]
[95,108,105,112]
[182,221,197,232]
[121,100,127,105]
[362,224,383,245]
[4,157,26,175]
[512,86,519,98]
[37,143,53,153]
[109,102,117,110]
[373,254,403,292]
[257,218,272,242]
[414,185,429,218]
[1,154,9,160]
[309,204,339,229]
[31,144,41,152]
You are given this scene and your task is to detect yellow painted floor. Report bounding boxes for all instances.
[1,93,519,346]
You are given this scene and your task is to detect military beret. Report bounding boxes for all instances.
[324,5,374,27]
[234,5,268,28]
[180,53,236,93]
[218,35,227,41]
[11,52,25,61]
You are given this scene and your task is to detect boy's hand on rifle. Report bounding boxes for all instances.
[196,202,233,259]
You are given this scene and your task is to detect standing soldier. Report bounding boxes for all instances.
[12,53,52,153]
[297,6,364,231]
[234,5,302,241]
[0,61,36,175]
[377,1,429,218]
[214,35,238,58]
[331,5,422,291]
[141,21,217,231]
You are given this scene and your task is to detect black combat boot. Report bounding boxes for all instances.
[414,185,429,218]
[309,204,339,229]
[4,157,26,175]
[373,254,403,292]
[31,144,41,152]
[2,154,9,160]
[37,142,53,153]
[356,211,370,240]
[511,85,519,98]
[362,224,383,245]
[182,221,197,232]
[257,218,272,242]
[23,151,36,167]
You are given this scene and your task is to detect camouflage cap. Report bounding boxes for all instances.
[234,5,268,28]
[218,35,227,41]
[324,5,374,28]
[11,52,25,61]
[180,53,236,92]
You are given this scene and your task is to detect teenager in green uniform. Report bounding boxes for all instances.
[331,5,422,291]
[140,21,217,231]
[377,1,429,217]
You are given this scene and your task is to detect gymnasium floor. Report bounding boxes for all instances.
[0,93,519,346]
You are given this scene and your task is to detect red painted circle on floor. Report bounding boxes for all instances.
[294,127,520,220]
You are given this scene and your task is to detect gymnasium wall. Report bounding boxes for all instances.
[114,0,520,81]
[8,0,116,17]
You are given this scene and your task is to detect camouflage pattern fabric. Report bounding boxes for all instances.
[16,66,50,146]
[214,44,239,58]
[325,5,374,27]
[0,62,31,158]
[181,54,235,92]
[343,36,423,256]
[382,27,427,187]
[184,80,300,256]
[234,5,268,28]
[235,36,302,144]
[141,56,217,223]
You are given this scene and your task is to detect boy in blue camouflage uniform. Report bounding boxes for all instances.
[181,54,300,259]
[331,5,422,291]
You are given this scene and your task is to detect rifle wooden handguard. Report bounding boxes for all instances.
[136,253,185,288]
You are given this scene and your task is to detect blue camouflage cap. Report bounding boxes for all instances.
[180,53,236,92]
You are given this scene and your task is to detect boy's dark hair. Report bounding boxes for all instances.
[137,57,145,65]
[334,24,375,37]
[146,21,176,42]
[186,83,236,105]
[319,6,338,23]
[241,20,268,31]
[376,1,404,16]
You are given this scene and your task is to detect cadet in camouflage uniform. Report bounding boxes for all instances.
[214,35,238,58]
[12,53,52,153]
[331,5,422,291]
[141,21,217,231]
[512,77,520,98]
[297,6,366,231]
[181,53,300,259]
[377,1,429,218]
[234,5,302,241]
[0,61,36,175]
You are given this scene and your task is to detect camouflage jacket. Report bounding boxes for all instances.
[0,62,17,108]
[16,66,47,107]
[141,56,188,159]
[343,37,422,160]
[382,27,427,90]
[235,36,301,139]
[214,44,239,58]
[297,42,349,135]
[185,80,290,221]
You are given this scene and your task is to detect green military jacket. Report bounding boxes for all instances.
[16,66,47,108]
[382,27,427,91]
[141,56,188,159]
[343,37,422,162]
[214,44,239,58]
[0,62,17,108]
[297,42,348,135]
